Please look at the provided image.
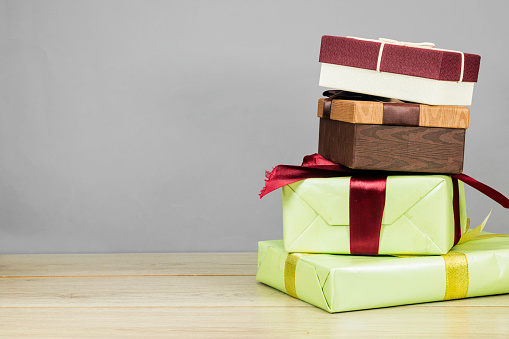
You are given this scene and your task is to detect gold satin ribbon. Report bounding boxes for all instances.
[395,253,469,300]
[441,251,469,300]
[284,253,307,298]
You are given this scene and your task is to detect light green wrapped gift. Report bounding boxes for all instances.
[256,235,509,313]
[283,175,467,255]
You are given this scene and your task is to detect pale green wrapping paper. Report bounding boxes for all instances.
[256,237,509,313]
[283,175,467,255]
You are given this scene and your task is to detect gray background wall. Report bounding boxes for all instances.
[0,0,507,254]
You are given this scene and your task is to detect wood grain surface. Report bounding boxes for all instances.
[317,98,470,128]
[1,252,509,337]
[318,118,466,173]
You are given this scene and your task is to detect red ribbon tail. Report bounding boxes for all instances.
[259,164,354,199]
[259,167,278,198]
[259,155,355,199]
[453,173,509,208]
[302,153,352,171]
[302,153,334,166]
[451,177,462,246]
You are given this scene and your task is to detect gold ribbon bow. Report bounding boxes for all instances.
[457,211,509,244]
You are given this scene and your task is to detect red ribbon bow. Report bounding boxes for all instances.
[260,154,509,255]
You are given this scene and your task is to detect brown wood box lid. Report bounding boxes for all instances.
[317,98,469,129]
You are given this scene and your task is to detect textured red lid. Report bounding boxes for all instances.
[319,36,481,82]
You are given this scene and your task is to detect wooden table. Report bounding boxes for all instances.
[1,253,509,337]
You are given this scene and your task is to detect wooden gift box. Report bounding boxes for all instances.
[317,97,470,173]
[319,36,481,105]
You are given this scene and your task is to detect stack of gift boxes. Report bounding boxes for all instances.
[257,36,509,313]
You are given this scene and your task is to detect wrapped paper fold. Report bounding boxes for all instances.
[256,235,509,313]
[283,175,467,255]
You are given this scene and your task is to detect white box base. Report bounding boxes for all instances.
[319,63,475,106]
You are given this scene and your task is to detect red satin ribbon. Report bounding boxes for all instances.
[349,176,387,255]
[260,154,509,255]
[451,177,462,246]
[260,154,354,198]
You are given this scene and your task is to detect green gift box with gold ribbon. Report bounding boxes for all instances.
[256,234,509,313]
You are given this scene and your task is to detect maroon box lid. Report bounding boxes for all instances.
[319,36,481,82]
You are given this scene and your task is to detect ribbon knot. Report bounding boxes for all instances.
[378,38,435,49]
